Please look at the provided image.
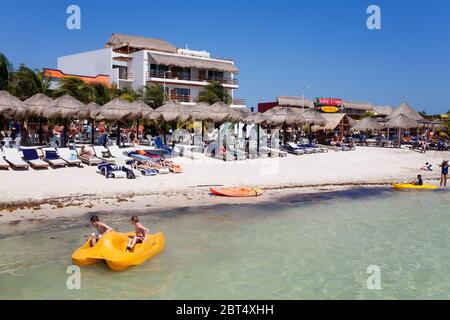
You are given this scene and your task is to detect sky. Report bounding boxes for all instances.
[1,0,449,114]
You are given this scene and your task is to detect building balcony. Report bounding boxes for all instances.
[146,71,238,86]
[170,94,191,103]
[232,98,246,106]
[118,72,133,81]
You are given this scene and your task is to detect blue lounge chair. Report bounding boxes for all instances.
[154,137,172,155]
[22,149,49,169]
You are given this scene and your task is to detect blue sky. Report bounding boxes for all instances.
[1,0,449,113]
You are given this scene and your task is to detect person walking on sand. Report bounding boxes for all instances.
[126,216,149,253]
[440,160,449,188]
[89,215,113,246]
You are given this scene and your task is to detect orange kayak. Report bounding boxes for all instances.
[210,187,263,197]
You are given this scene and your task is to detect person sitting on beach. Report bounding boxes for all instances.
[412,175,423,186]
[440,160,449,188]
[89,215,113,247]
[421,162,433,171]
[126,216,149,253]
[80,145,94,158]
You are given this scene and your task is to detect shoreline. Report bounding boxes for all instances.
[0,178,442,238]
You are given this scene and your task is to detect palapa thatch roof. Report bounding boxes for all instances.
[263,106,306,126]
[210,102,245,123]
[312,113,347,132]
[188,102,222,122]
[343,101,373,111]
[41,95,87,119]
[148,52,239,74]
[277,96,314,108]
[385,114,419,129]
[151,101,192,122]
[373,105,393,116]
[24,94,53,117]
[106,33,177,53]
[0,90,27,118]
[351,117,384,131]
[96,98,133,121]
[130,100,153,120]
[243,112,268,125]
[387,102,423,121]
[86,102,101,119]
[298,109,327,126]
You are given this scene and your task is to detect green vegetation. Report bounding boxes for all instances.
[197,80,232,105]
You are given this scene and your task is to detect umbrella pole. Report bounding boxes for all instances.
[63,119,68,148]
[136,119,139,143]
[201,121,204,149]
[91,119,95,145]
[38,117,42,145]
[257,124,260,157]
[117,123,121,147]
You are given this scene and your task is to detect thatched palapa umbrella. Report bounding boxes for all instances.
[130,100,154,140]
[387,102,423,121]
[298,109,327,139]
[263,106,306,144]
[351,117,384,132]
[85,102,101,144]
[386,114,419,147]
[24,94,53,144]
[97,98,133,146]
[0,90,27,119]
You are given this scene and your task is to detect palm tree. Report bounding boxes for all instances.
[0,52,12,90]
[8,64,51,100]
[197,81,232,105]
[91,82,112,105]
[118,87,138,102]
[139,84,164,109]
[54,77,95,104]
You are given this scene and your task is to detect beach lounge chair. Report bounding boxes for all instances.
[283,142,306,155]
[154,137,172,155]
[93,146,116,164]
[107,145,134,163]
[0,148,10,170]
[97,163,127,179]
[58,148,82,167]
[42,148,68,168]
[76,146,103,166]
[22,149,49,169]
[261,146,287,158]
[4,148,29,169]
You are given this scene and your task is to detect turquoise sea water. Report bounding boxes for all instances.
[0,188,449,300]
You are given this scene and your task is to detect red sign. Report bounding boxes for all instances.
[316,98,343,107]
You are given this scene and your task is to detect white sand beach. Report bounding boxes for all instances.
[0,147,448,227]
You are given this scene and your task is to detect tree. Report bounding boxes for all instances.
[197,81,232,105]
[118,87,138,103]
[8,64,51,100]
[54,77,95,104]
[362,111,376,118]
[0,52,12,90]
[91,82,112,105]
[139,84,164,109]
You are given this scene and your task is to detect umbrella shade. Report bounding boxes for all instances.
[263,106,306,126]
[298,109,327,126]
[41,94,87,119]
[385,114,419,129]
[24,94,53,117]
[387,102,423,121]
[0,90,27,119]
[130,100,152,119]
[188,102,222,122]
[150,101,191,123]
[210,102,247,123]
[96,98,133,121]
[243,112,268,125]
[86,102,101,119]
[351,117,384,131]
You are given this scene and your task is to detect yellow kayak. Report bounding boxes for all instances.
[393,184,439,190]
[72,231,165,272]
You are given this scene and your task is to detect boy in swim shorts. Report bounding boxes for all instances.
[126,216,149,253]
[90,215,113,246]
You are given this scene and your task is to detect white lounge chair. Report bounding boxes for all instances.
[58,148,82,167]
[76,146,103,166]
[107,145,134,164]
[0,148,10,170]
[42,148,68,168]
[93,146,116,164]
[261,146,287,158]
[4,148,29,169]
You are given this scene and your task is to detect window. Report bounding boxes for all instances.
[207,70,224,80]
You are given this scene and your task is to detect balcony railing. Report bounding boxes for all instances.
[232,98,246,106]
[119,72,133,80]
[170,94,191,103]
[146,71,238,85]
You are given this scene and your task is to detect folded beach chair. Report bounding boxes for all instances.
[22,148,49,169]
[283,142,306,155]
[108,145,134,163]
[4,148,29,169]
[93,145,116,164]
[42,148,68,168]
[76,146,103,166]
[97,163,128,179]
[0,148,11,170]
[58,148,82,167]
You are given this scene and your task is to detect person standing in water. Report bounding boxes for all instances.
[440,160,449,188]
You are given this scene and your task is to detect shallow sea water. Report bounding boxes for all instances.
[0,188,449,299]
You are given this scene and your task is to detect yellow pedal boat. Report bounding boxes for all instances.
[72,231,165,272]
[393,183,439,191]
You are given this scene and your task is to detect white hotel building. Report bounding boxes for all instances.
[57,33,244,107]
